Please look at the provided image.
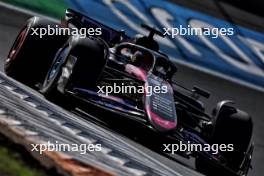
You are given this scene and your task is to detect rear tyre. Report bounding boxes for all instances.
[196,105,253,175]
[4,17,68,87]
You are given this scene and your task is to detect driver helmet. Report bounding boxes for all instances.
[131,50,152,70]
[133,34,160,51]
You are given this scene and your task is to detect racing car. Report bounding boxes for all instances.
[4,9,253,176]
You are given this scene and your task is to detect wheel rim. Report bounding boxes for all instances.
[43,46,69,89]
[7,27,28,62]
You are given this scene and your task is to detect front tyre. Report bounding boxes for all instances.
[196,105,253,175]
[5,17,68,87]
[40,36,108,97]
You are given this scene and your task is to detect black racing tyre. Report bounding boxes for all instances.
[40,36,108,96]
[4,16,68,87]
[196,105,253,175]
[66,36,108,88]
[212,106,253,168]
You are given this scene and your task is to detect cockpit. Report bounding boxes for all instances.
[114,42,176,79]
[117,44,154,72]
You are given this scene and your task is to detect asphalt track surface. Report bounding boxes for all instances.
[0,2,263,176]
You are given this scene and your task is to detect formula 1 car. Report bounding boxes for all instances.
[5,9,253,176]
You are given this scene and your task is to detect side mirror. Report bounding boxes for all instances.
[192,86,210,99]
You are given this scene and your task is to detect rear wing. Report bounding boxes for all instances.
[63,9,130,45]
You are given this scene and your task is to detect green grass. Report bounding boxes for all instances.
[0,135,50,176]
[0,0,67,18]
[0,148,47,176]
